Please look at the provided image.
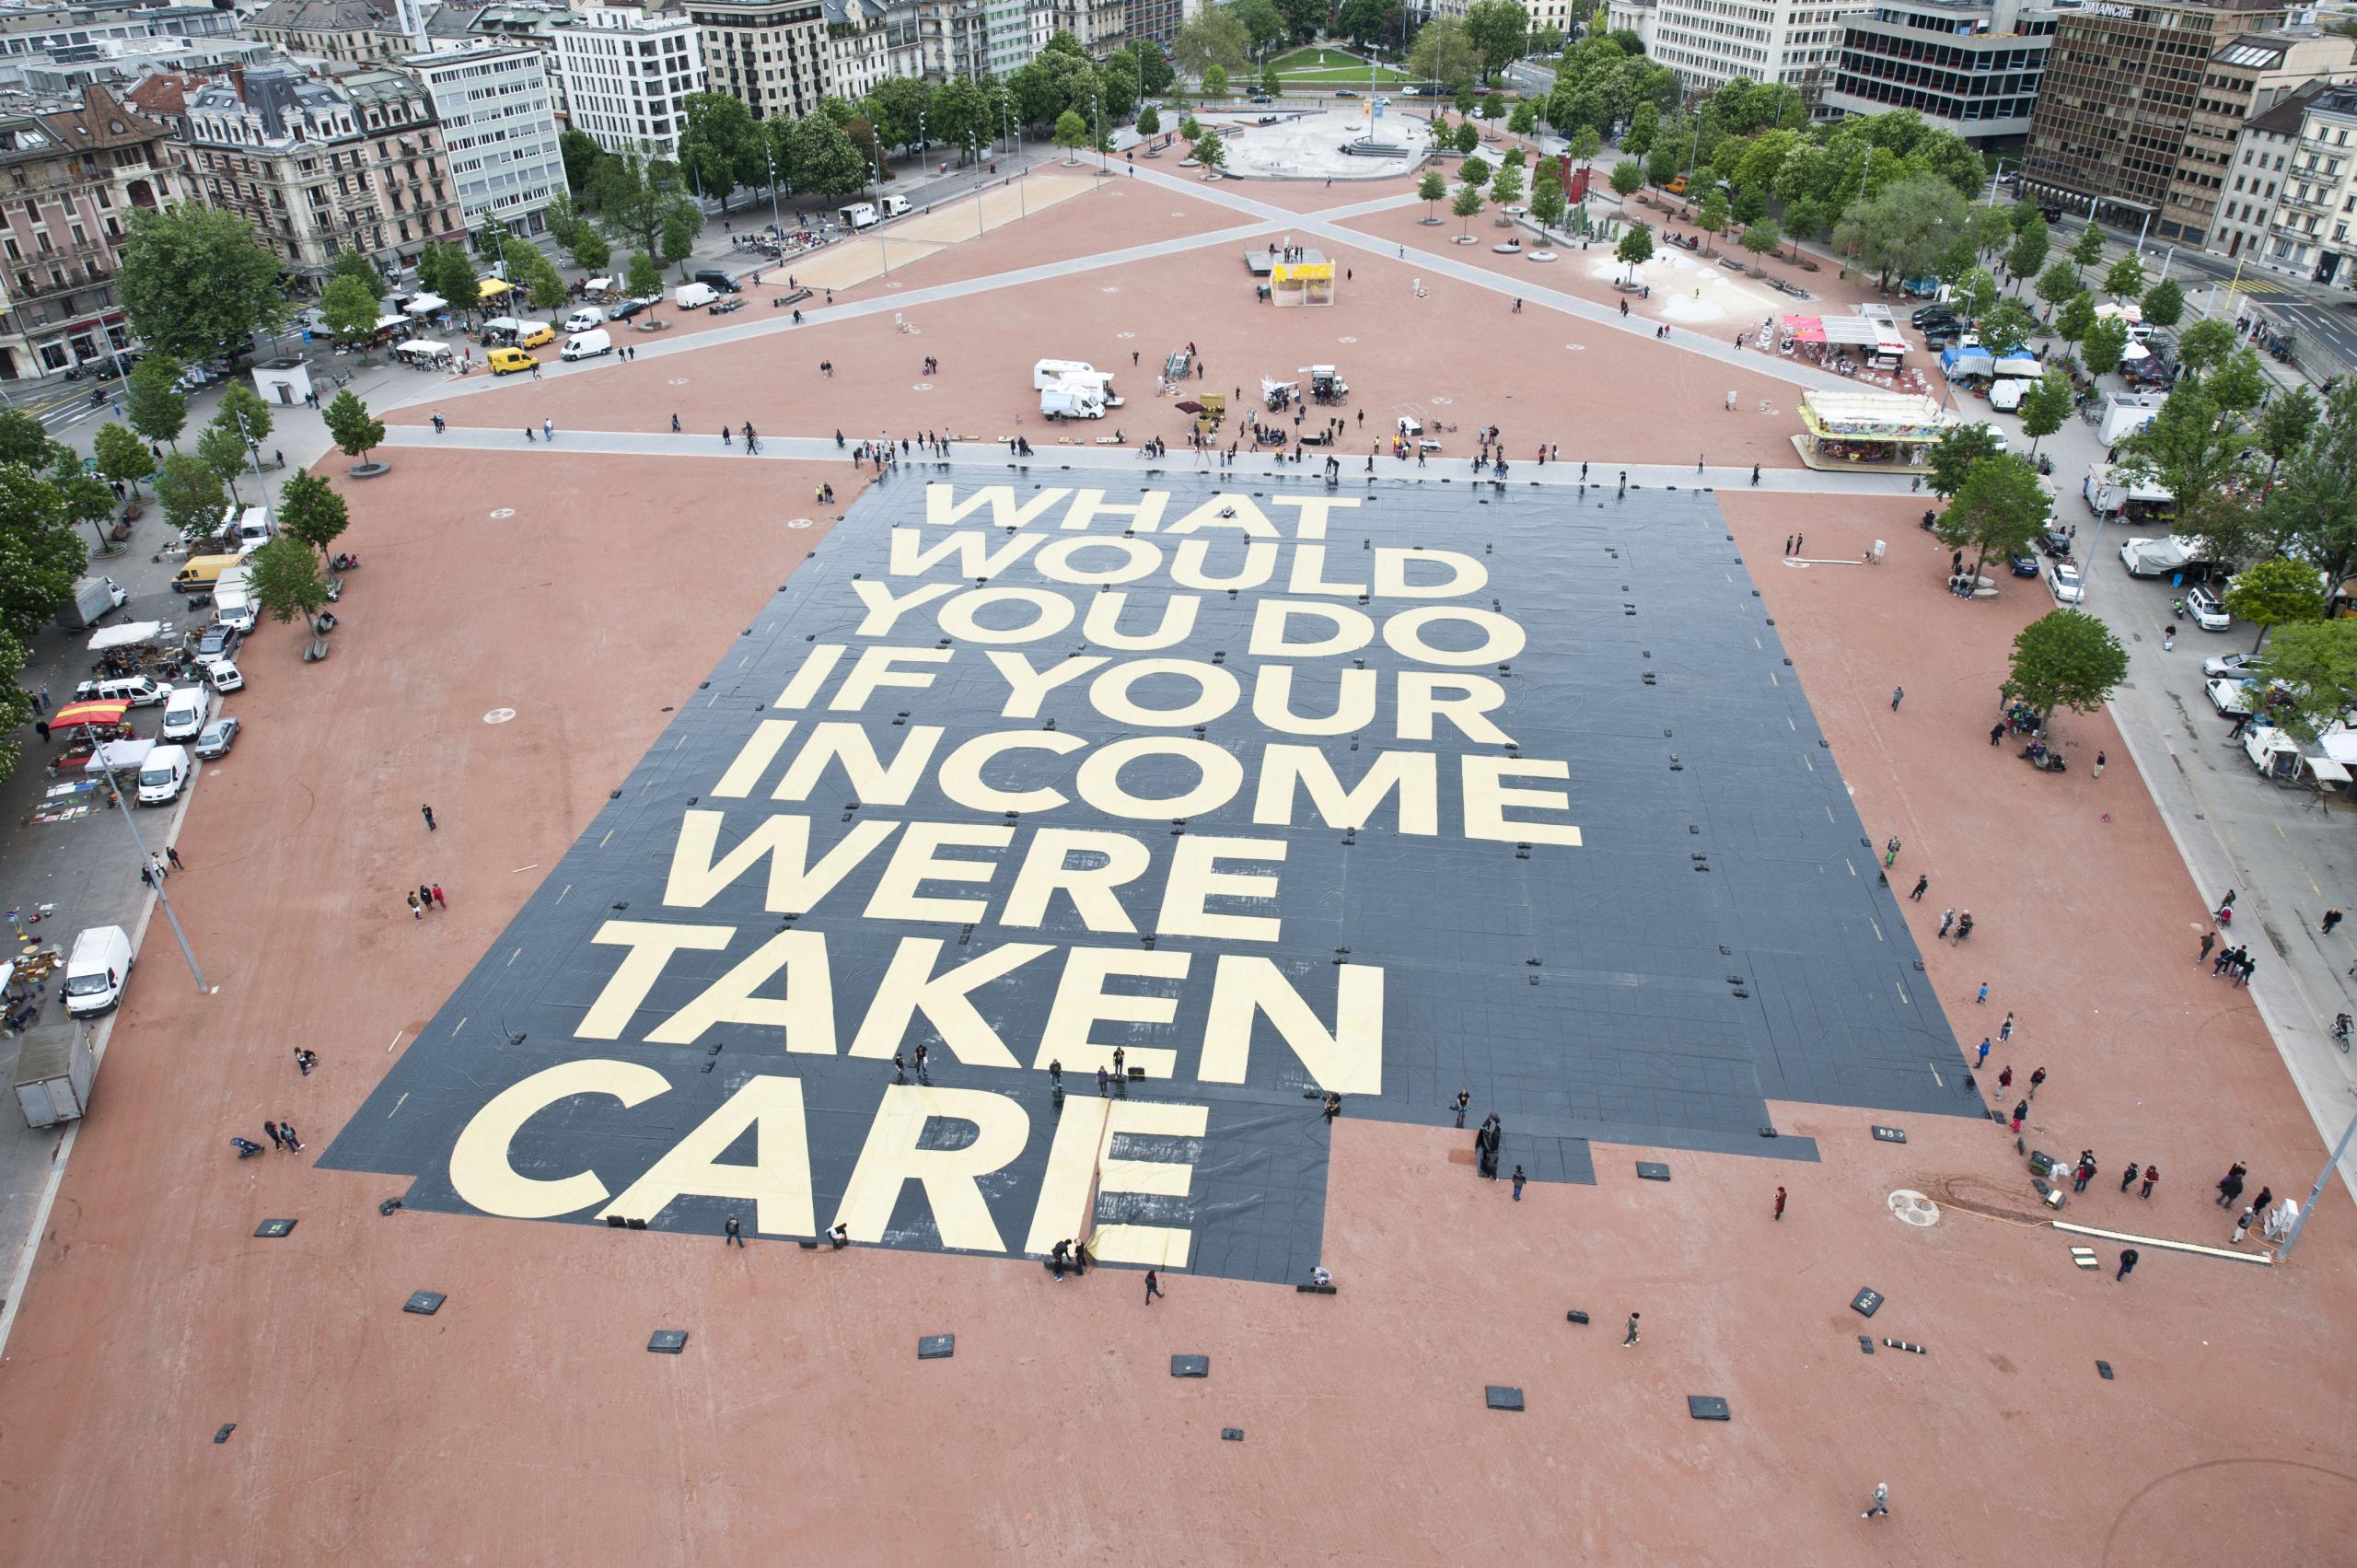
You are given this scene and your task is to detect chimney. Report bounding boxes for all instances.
[226,63,246,101]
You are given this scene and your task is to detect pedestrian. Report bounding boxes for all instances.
[1144,1268,1164,1304]
[1452,1089,1469,1128]
[1047,1057,1062,1091]
[407,890,422,920]
[2237,954,2258,988]
[2140,1164,2158,1199]
[1884,835,1900,866]
[1975,1038,1991,1070]
[1864,1482,1889,1520]
[1891,685,1905,711]
[1794,532,1804,554]
[725,1214,744,1248]
[1956,912,1973,941]
[2215,1163,2246,1206]
[2011,1098,2027,1132]
[914,1041,930,1084]
[1785,534,1794,556]
[2252,1185,2273,1219]
[1751,463,1760,486]
[1097,1065,1109,1097]
[432,884,446,910]
[1939,908,1956,939]
[2325,908,2345,935]
[1622,1312,1640,1348]
[295,1048,317,1075]
[2115,1247,2139,1282]
[525,425,534,441]
[1697,454,1704,472]
[418,883,434,913]
[2028,1065,2046,1098]
[1991,721,2006,747]
[263,1120,285,1151]
[278,1121,302,1152]
[432,413,446,435]
[1999,1012,2014,1042]
[2094,750,2107,779]
[1910,874,1928,901]
[1976,982,1989,1005]
[1512,1165,1527,1201]
[2232,1206,2256,1243]
[1773,1186,1785,1220]
[2076,1155,2097,1192]
[1997,1064,2013,1091]
[166,844,184,872]
[422,804,436,830]
[2199,930,2217,963]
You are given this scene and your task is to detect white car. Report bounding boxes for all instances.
[2206,678,2255,717]
[2186,584,2231,631]
[2048,562,2084,604]
[1969,422,2010,453]
[2204,651,2260,680]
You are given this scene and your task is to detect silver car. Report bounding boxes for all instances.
[192,715,239,759]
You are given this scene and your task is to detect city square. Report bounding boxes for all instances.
[0,140,2352,1564]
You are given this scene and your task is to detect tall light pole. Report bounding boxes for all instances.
[91,754,206,994]
[2275,1102,2357,1260]
[234,411,275,534]
[764,143,782,235]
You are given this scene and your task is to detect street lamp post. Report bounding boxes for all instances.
[234,412,276,535]
[764,145,782,235]
[2274,1101,2357,1261]
[90,756,207,994]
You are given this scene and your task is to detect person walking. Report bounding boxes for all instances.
[1453,1089,1470,1128]
[2233,1206,2257,1244]
[724,1214,744,1248]
[1891,685,1905,711]
[2028,1065,2046,1098]
[1048,1058,1062,1092]
[418,883,435,915]
[1773,1186,1786,1220]
[1997,1064,2013,1092]
[892,1051,908,1085]
[432,884,447,910]
[1975,1038,1991,1071]
[1785,535,1795,556]
[1999,1012,2014,1042]
[542,419,554,442]
[2251,1185,2274,1221]
[1910,874,1928,901]
[1976,982,1989,1005]
[2011,1098,2028,1132]
[2325,908,2345,935]
[1955,912,1974,942]
[2119,1158,2139,1194]
[1864,1482,1890,1520]
[1144,1269,1164,1304]
[2199,930,2218,964]
[1939,908,1956,939]
[2215,1163,2247,1207]
[1512,1165,1527,1201]
[2094,750,2107,779]
[263,1120,285,1152]
[2139,1164,2158,1199]
[422,805,436,830]
[407,890,422,920]
[1621,1312,1640,1348]
[278,1121,302,1152]
[1097,1065,1109,1097]
[2074,1153,2096,1192]
[1751,463,1761,486]
[1991,721,2006,747]
[166,844,184,872]
[2237,954,2258,988]
[294,1048,317,1076]
[2116,1248,2139,1282]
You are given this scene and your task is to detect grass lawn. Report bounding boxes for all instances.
[1276,64,1419,86]
[1269,46,1367,71]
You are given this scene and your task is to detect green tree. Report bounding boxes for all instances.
[593,152,691,263]
[1616,220,1653,279]
[1137,102,1161,135]
[680,91,768,204]
[2054,290,2096,354]
[2033,259,2079,313]
[0,462,83,642]
[217,384,273,449]
[2255,384,2321,477]
[116,204,289,362]
[1453,180,1486,237]
[1980,298,2039,357]
[1937,452,2050,579]
[1192,128,1228,170]
[247,532,327,629]
[2018,368,2073,455]
[559,128,610,197]
[2176,318,2237,378]
[1202,64,1229,100]
[194,414,252,504]
[1457,120,1482,155]
[1925,421,2002,500]
[91,422,151,496]
[48,449,110,555]
[1830,171,1968,288]
[319,273,380,347]
[2141,278,2185,330]
[1419,167,1449,219]
[325,247,387,300]
[1463,0,1532,75]
[1054,109,1089,157]
[1530,163,1567,234]
[152,450,225,539]
[0,411,51,469]
[1490,161,1522,208]
[779,114,865,197]
[322,389,386,468]
[2101,252,2146,302]
[1458,153,1491,187]
[1232,0,1284,54]
[1260,61,1283,98]
[660,200,698,278]
[2004,609,2130,723]
[1569,126,1601,165]
[1173,7,1250,76]
[1411,18,1482,94]
[2253,619,2357,740]
[2225,554,2328,653]
[1133,39,1175,94]
[1510,99,1537,135]
[277,470,350,562]
[125,355,186,448]
[1271,0,1323,43]
[1954,266,1998,325]
[566,220,611,275]
[626,250,665,298]
[1609,158,1642,200]
[2069,223,2105,275]
[2205,346,2270,421]
[1740,216,1781,269]
[2003,214,2049,289]
[2081,315,2130,378]
[2121,378,2258,561]
[421,240,479,317]
[1696,190,1729,253]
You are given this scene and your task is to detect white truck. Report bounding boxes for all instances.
[214,565,257,633]
[2084,461,2173,521]
[2099,391,2166,447]
[837,202,878,230]
[55,575,125,631]
[1040,379,1110,419]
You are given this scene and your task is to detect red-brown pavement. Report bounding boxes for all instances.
[0,182,2351,1565]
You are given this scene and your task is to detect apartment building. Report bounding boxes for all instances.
[1122,0,1191,47]
[913,0,990,80]
[247,0,431,66]
[1647,0,1875,99]
[2020,0,2286,230]
[683,0,829,122]
[179,62,460,293]
[1821,0,2059,144]
[2159,28,2355,246]
[551,6,703,157]
[400,42,566,237]
[2217,80,2357,281]
[0,82,176,379]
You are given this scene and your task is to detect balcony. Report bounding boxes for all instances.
[2277,188,2331,216]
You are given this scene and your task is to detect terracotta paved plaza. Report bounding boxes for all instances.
[0,171,2350,1566]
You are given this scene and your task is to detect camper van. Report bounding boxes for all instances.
[1032,359,1122,405]
[837,202,879,230]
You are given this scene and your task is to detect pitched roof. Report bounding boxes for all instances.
[41,84,170,150]
[124,70,210,118]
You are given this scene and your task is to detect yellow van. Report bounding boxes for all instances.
[514,323,555,348]
[487,346,538,376]
[173,552,245,595]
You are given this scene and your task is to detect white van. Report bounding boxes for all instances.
[136,742,190,805]
[837,202,878,230]
[674,282,720,311]
[74,674,172,707]
[158,685,214,742]
[200,658,243,693]
[879,194,911,217]
[563,308,604,334]
[562,329,613,362]
[62,924,132,1016]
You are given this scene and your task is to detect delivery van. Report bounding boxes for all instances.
[515,321,555,348]
[675,282,720,310]
[563,308,604,334]
[158,684,213,742]
[561,329,613,362]
[879,194,911,217]
[837,202,878,230]
[62,924,132,1017]
[74,673,171,707]
[173,552,246,594]
[487,347,537,376]
[136,742,190,805]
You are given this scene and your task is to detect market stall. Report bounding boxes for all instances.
[1793,389,1958,472]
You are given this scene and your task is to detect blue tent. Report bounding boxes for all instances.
[1939,346,1995,380]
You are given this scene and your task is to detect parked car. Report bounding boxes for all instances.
[2186,583,2231,630]
[192,714,240,759]
[1248,93,1272,104]
[2203,650,2261,680]
[2206,677,2255,717]
[609,298,650,321]
[2049,561,2085,604]
[2009,551,2041,577]
[194,621,240,662]
[1911,306,1959,328]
